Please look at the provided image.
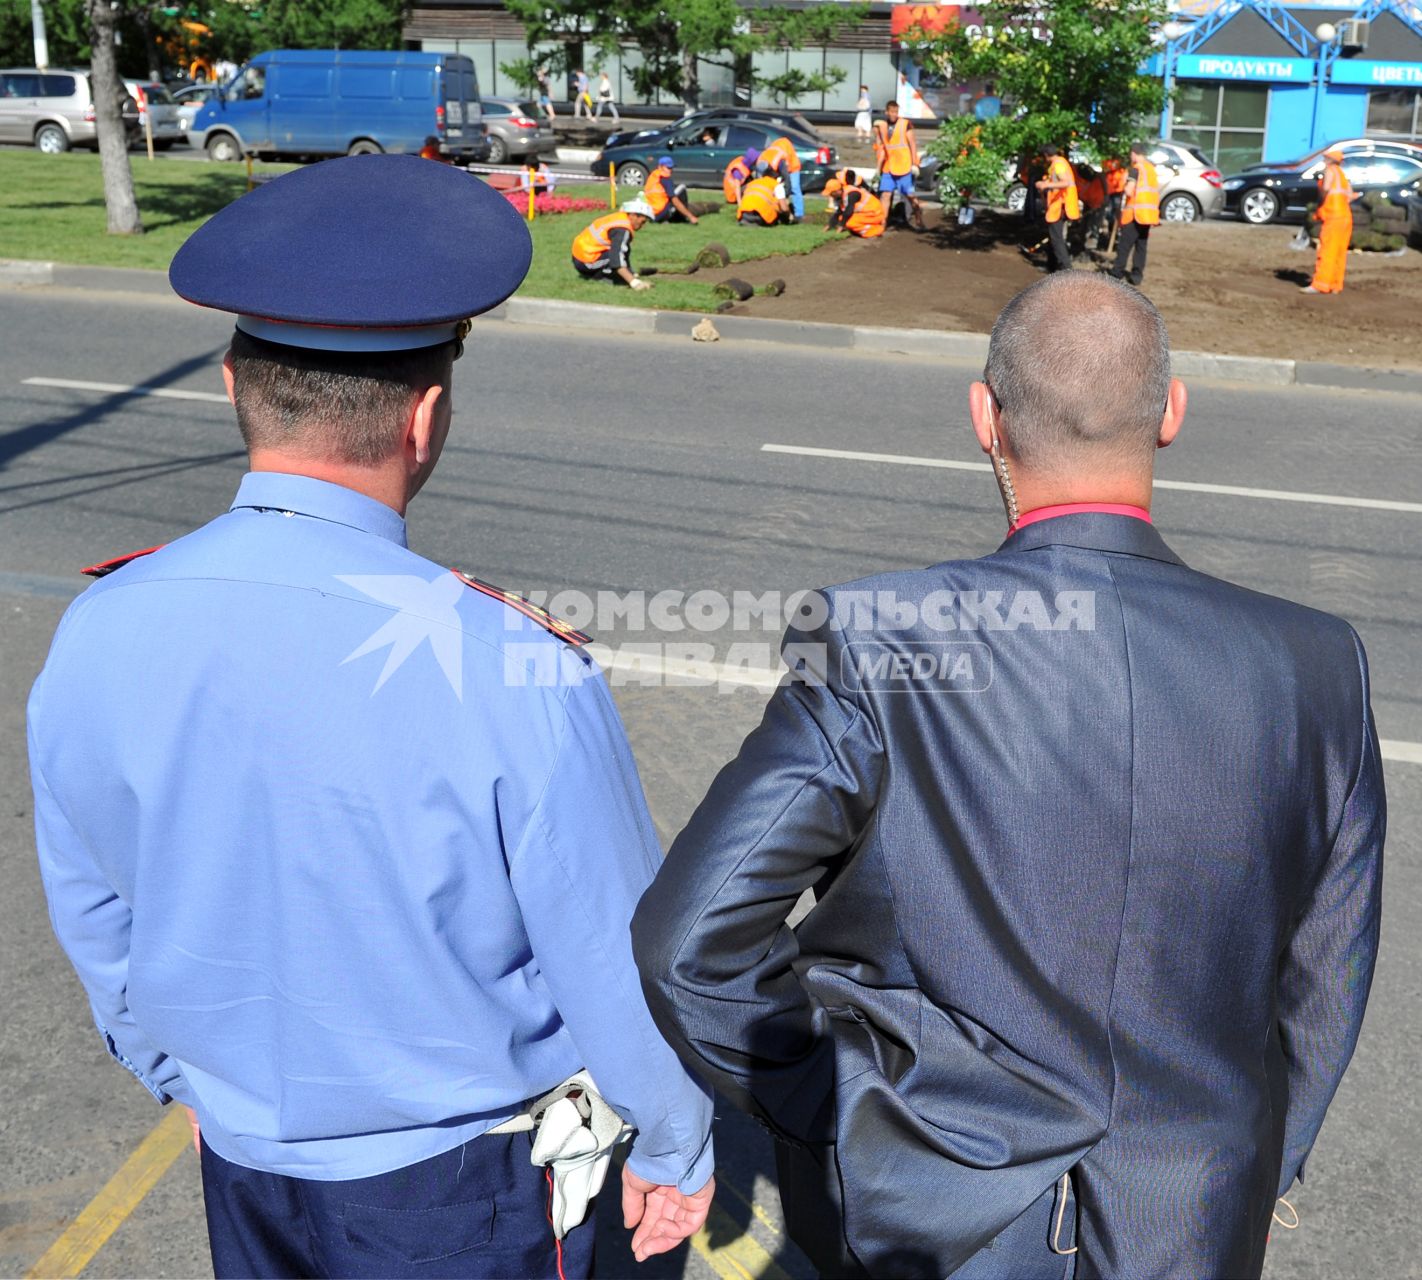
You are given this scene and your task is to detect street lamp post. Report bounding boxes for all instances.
[1311,22,1338,152]
[1159,20,1188,140]
[31,0,49,70]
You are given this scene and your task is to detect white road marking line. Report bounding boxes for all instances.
[23,377,229,404]
[594,651,1421,766]
[761,443,1422,514]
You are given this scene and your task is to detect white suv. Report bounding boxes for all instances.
[0,68,138,153]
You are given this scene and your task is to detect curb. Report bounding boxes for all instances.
[6,259,1421,397]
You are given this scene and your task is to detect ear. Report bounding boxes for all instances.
[1158,377,1187,450]
[406,382,446,470]
[221,351,236,406]
[968,381,998,456]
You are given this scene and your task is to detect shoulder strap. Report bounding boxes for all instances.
[80,545,165,578]
[451,570,591,646]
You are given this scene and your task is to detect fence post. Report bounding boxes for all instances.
[245,151,253,194]
[527,179,536,223]
[609,169,616,210]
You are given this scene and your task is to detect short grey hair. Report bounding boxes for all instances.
[983,274,1172,469]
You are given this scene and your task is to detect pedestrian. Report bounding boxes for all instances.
[571,196,656,287]
[644,154,700,224]
[1110,140,1161,287]
[572,67,592,120]
[822,176,885,238]
[756,134,806,221]
[520,157,555,195]
[872,100,925,230]
[854,84,872,141]
[632,270,1383,1280]
[418,133,444,161]
[595,69,620,124]
[973,80,1002,120]
[1035,141,1080,270]
[535,63,555,124]
[1097,155,1128,252]
[30,156,715,1279]
[1303,146,1360,294]
[736,175,789,227]
[723,147,758,204]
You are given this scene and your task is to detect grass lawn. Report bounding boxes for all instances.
[0,153,841,311]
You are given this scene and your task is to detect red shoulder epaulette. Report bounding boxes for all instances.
[451,569,591,647]
[80,545,165,579]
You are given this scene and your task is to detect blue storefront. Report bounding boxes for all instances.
[1152,0,1422,168]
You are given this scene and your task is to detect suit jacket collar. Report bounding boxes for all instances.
[997,512,1186,567]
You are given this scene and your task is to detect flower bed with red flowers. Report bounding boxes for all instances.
[503,192,609,216]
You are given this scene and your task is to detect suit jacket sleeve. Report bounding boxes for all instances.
[1276,628,1385,1194]
[631,613,885,1142]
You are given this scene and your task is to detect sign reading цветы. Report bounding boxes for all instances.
[1173,54,1315,80]
[1330,59,1422,86]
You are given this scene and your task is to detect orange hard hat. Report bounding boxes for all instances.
[1324,146,1345,160]
[823,178,844,196]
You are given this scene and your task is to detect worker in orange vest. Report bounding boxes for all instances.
[873,100,925,230]
[1109,141,1161,286]
[418,135,445,162]
[755,136,805,220]
[1098,156,1128,250]
[723,148,759,204]
[644,155,699,224]
[1035,143,1080,271]
[1303,147,1360,294]
[823,176,886,238]
[737,175,789,227]
[570,197,655,289]
[1076,164,1106,255]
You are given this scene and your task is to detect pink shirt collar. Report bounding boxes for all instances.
[1009,502,1152,535]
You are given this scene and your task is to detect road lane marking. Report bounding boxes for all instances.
[720,1176,784,1237]
[761,443,1422,514]
[691,1198,792,1280]
[23,377,229,404]
[25,1107,191,1280]
[1382,739,1422,765]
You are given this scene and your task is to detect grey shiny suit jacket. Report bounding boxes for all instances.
[632,514,1384,1279]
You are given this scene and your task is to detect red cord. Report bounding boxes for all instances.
[545,1167,567,1280]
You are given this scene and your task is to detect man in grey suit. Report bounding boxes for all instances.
[631,273,1384,1279]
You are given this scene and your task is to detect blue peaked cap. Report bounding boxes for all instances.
[169,154,532,351]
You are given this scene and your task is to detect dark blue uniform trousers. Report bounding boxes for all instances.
[200,1131,596,1279]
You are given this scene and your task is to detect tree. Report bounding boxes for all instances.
[901,0,1168,205]
[84,0,142,234]
[503,0,868,112]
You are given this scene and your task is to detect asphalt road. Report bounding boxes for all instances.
[1,285,1418,1280]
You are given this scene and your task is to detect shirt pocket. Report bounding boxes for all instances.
[341,1196,495,1264]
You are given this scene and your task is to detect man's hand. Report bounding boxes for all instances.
[622,1165,715,1262]
[629,276,652,292]
[184,1105,200,1155]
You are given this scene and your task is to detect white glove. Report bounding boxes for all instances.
[912,165,921,177]
[630,276,652,291]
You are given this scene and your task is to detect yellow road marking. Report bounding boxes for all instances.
[720,1175,783,1237]
[25,1108,192,1280]
[690,1197,792,1280]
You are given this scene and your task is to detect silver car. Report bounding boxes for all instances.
[172,81,221,132]
[121,79,186,149]
[0,67,138,152]
[1000,139,1224,221]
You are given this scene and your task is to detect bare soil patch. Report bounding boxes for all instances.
[690,210,1422,369]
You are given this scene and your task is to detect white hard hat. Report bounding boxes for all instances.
[621,197,655,218]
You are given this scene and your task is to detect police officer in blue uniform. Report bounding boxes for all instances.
[28,155,714,1279]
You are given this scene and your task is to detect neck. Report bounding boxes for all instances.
[248,450,409,515]
[1008,469,1153,517]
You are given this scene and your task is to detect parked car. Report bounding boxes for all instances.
[121,79,185,149]
[1232,137,1422,176]
[172,81,220,132]
[604,106,817,150]
[189,49,483,162]
[0,67,138,152]
[593,115,836,192]
[988,140,1222,220]
[1223,144,1422,224]
[480,96,556,163]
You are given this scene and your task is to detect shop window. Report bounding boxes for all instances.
[1170,81,1268,170]
[1367,89,1422,140]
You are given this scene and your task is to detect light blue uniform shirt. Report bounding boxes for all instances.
[28,472,714,1187]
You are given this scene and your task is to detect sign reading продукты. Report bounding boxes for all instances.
[1172,54,1315,81]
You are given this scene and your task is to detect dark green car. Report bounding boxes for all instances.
[592,116,836,193]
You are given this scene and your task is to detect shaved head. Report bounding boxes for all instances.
[984,274,1171,469]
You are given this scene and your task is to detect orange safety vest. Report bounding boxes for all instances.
[644,163,673,215]
[1104,157,1128,195]
[1044,157,1080,223]
[1080,173,1106,211]
[759,136,802,174]
[1318,161,1355,221]
[737,176,782,224]
[723,156,752,203]
[1121,159,1160,226]
[843,188,886,238]
[571,211,634,264]
[874,118,916,176]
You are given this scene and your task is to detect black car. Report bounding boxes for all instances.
[603,106,817,151]
[1222,142,1422,224]
[593,114,836,193]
